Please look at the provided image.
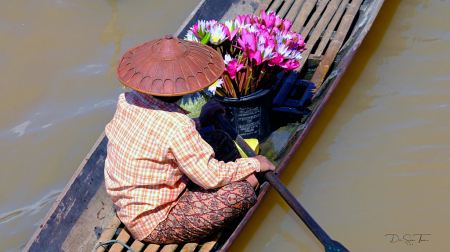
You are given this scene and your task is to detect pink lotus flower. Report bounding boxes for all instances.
[224,54,244,79]
[245,14,254,25]
[275,16,282,28]
[283,19,292,31]
[285,39,294,48]
[281,59,300,71]
[190,24,200,38]
[237,30,257,53]
[252,16,260,24]
[260,10,267,21]
[248,49,263,65]
[257,35,274,61]
[268,53,284,67]
[269,27,280,36]
[260,10,276,29]
[236,15,246,25]
[223,25,231,37]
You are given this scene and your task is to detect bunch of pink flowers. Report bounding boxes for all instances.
[185,10,306,98]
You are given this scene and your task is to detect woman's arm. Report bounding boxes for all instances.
[169,121,260,189]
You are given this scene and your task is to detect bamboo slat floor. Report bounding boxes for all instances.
[92,0,368,251]
[93,213,224,252]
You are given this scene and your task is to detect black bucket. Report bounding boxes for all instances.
[205,88,273,141]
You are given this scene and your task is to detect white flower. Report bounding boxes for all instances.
[224,54,232,65]
[285,50,303,60]
[198,20,209,34]
[258,43,274,60]
[246,24,259,33]
[224,20,237,33]
[276,43,290,56]
[209,24,227,45]
[184,30,199,42]
[208,79,223,95]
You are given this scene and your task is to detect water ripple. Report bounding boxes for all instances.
[0,190,60,225]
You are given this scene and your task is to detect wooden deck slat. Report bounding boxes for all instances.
[254,0,273,15]
[276,0,294,18]
[198,231,223,252]
[268,0,284,13]
[313,0,350,57]
[128,240,145,252]
[303,0,342,39]
[290,0,318,33]
[310,0,364,89]
[285,0,306,22]
[180,243,198,252]
[93,215,122,252]
[160,244,179,252]
[143,244,160,252]
[274,0,340,105]
[300,0,330,38]
[109,228,131,252]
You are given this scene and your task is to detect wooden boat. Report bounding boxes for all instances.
[24,0,385,251]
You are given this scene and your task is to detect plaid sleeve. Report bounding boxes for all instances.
[169,120,259,189]
[192,117,202,132]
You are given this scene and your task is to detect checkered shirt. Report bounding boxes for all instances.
[104,91,260,240]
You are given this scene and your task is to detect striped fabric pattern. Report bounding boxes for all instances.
[104,91,260,240]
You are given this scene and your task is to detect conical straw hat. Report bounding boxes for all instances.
[116,35,224,96]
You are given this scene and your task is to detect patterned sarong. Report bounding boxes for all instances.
[145,130,257,244]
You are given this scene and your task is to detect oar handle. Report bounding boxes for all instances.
[214,113,349,252]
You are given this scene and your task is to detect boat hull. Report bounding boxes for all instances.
[24,0,385,251]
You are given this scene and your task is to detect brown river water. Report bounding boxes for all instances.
[0,0,449,251]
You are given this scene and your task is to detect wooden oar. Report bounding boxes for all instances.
[215,113,349,252]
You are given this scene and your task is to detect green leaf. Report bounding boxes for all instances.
[200,33,211,45]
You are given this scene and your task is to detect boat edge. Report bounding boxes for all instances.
[23,132,107,252]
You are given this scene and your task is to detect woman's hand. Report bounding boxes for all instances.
[199,100,225,127]
[254,155,276,172]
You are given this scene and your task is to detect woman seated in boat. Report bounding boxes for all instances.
[104,35,275,244]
